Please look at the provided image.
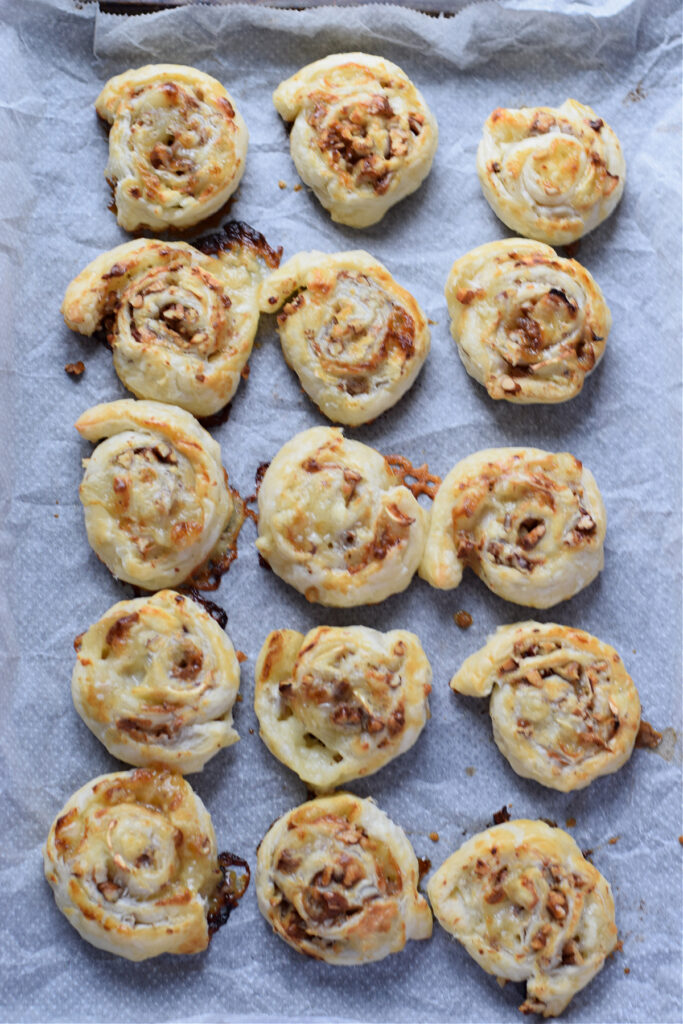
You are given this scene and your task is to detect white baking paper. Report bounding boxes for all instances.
[0,1,681,1021]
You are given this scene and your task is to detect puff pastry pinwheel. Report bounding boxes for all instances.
[451,622,640,791]
[261,250,430,425]
[256,792,432,964]
[428,820,617,1016]
[62,227,281,417]
[256,427,427,606]
[72,591,241,774]
[44,767,247,960]
[273,53,438,228]
[254,625,431,790]
[445,239,610,404]
[477,99,625,245]
[96,64,248,232]
[420,447,606,608]
[76,399,233,590]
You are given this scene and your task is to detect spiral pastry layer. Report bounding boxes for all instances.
[451,622,640,791]
[419,447,606,608]
[255,626,431,790]
[76,399,232,590]
[44,768,237,960]
[62,227,281,417]
[256,426,427,606]
[273,53,438,228]
[261,250,430,425]
[428,820,617,1016]
[477,99,625,245]
[445,239,610,404]
[72,591,241,774]
[256,793,432,964]
[96,64,248,232]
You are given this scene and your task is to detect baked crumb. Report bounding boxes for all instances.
[454,610,473,629]
[566,817,576,828]
[278,180,287,189]
[65,361,85,376]
[428,831,439,842]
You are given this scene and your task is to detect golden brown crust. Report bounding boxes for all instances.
[261,251,430,425]
[62,228,280,418]
[44,768,227,960]
[451,622,641,791]
[256,793,432,964]
[96,64,248,232]
[72,591,241,774]
[476,99,625,245]
[419,447,606,608]
[256,427,427,607]
[428,820,617,1016]
[254,625,431,790]
[445,239,610,404]
[75,399,232,590]
[273,53,438,227]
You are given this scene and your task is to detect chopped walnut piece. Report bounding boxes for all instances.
[530,924,552,950]
[493,805,510,825]
[65,361,85,376]
[454,610,473,629]
[547,890,567,919]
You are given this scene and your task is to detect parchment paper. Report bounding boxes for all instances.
[0,1,681,1021]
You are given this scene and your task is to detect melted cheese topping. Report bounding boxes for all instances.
[428,820,617,1017]
[76,399,232,590]
[261,250,430,425]
[451,622,640,791]
[256,426,427,607]
[420,447,606,608]
[256,793,432,964]
[63,230,280,417]
[97,64,248,232]
[445,239,610,403]
[72,591,241,774]
[255,625,431,790]
[274,53,438,228]
[44,768,224,960]
[477,99,625,245]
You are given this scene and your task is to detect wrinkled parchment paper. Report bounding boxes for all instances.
[0,1,681,1021]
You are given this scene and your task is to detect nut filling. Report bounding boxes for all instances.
[96,65,249,232]
[450,622,641,791]
[420,447,606,609]
[445,239,610,404]
[273,53,438,228]
[428,820,617,1017]
[256,426,427,607]
[256,793,432,964]
[255,625,431,790]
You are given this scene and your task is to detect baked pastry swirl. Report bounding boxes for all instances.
[44,768,245,960]
[254,625,431,790]
[72,591,241,774]
[62,231,278,417]
[256,427,427,606]
[256,793,432,964]
[261,250,430,425]
[420,447,606,608]
[96,64,248,232]
[62,227,280,418]
[273,53,438,228]
[451,622,640,791]
[445,239,610,403]
[76,399,232,590]
[428,820,617,1016]
[477,99,625,245]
